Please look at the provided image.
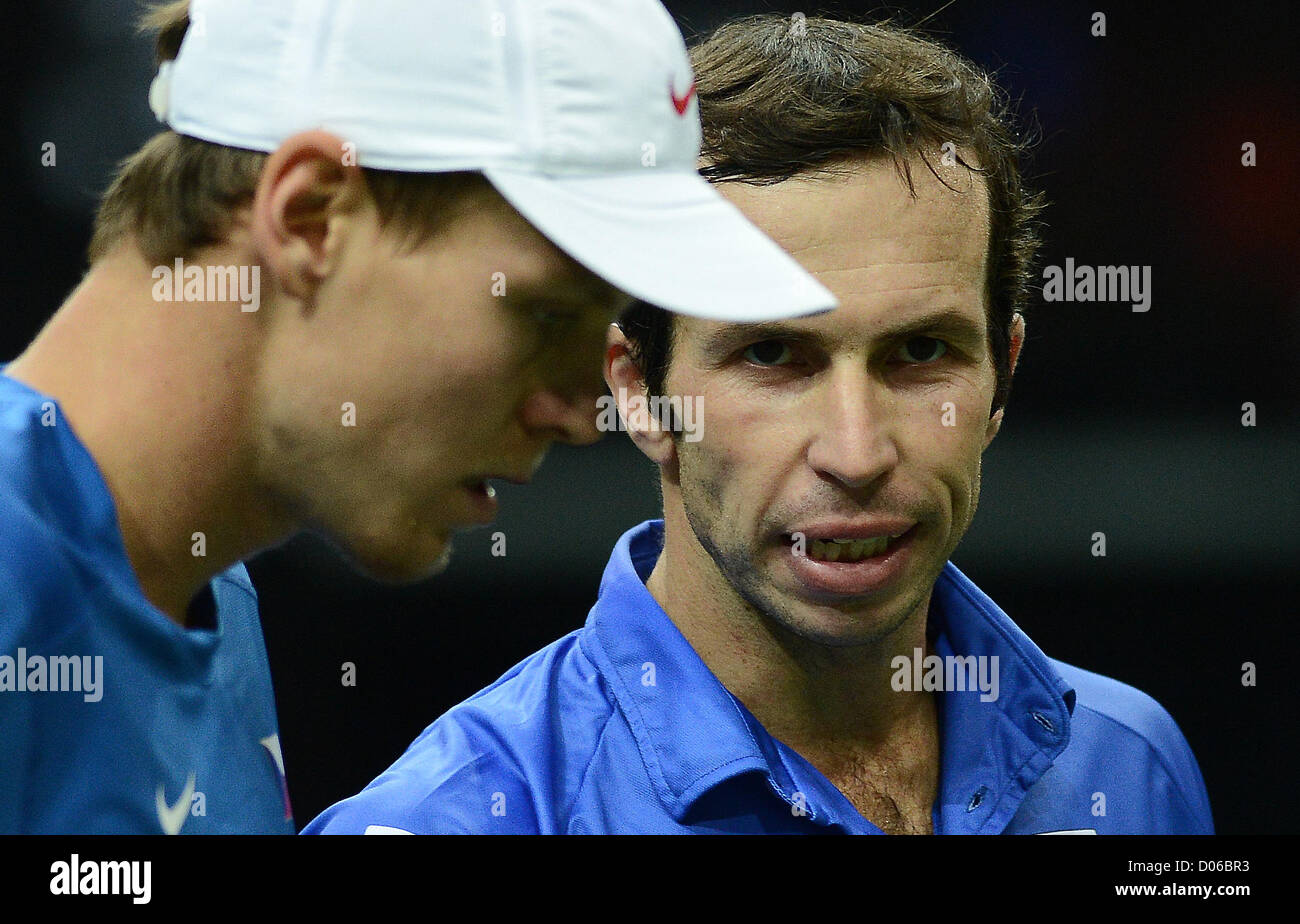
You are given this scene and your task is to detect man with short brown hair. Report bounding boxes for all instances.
[305,14,1211,835]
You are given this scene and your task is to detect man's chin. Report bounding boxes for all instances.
[344,533,455,584]
[759,600,908,648]
[758,574,929,648]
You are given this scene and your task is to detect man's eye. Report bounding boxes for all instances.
[742,340,793,366]
[531,307,577,328]
[897,336,947,364]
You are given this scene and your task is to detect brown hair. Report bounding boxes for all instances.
[620,13,1047,414]
[88,1,491,266]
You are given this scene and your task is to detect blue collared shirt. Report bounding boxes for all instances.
[0,370,293,833]
[306,521,1213,834]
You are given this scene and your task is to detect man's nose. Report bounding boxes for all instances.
[805,364,899,489]
[519,366,607,447]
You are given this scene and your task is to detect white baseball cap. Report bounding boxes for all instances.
[147,0,837,321]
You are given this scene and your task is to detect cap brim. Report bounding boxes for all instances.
[482,167,836,322]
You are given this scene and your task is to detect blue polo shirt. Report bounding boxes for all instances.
[306,520,1213,835]
[0,369,293,833]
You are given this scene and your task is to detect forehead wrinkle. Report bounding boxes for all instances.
[746,170,989,232]
[785,221,989,279]
[744,173,993,282]
[796,251,986,304]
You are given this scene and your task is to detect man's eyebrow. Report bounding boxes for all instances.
[700,322,817,356]
[700,308,988,354]
[883,308,988,344]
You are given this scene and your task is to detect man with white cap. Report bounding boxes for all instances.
[0,0,833,833]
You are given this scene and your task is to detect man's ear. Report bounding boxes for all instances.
[604,324,677,468]
[1007,311,1026,377]
[251,130,367,303]
[984,312,1026,449]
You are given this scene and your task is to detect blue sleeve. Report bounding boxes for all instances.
[1054,662,1214,834]
[302,721,542,835]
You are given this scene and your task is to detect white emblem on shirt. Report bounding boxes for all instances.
[156,773,197,835]
[260,734,285,776]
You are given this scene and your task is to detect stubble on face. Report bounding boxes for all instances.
[675,434,945,650]
[658,154,996,654]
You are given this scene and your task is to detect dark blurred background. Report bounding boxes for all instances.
[3,1,1295,833]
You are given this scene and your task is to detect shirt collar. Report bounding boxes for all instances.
[926,561,1075,831]
[583,521,1075,829]
[584,521,775,819]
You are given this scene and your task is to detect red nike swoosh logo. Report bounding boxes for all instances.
[670,79,696,115]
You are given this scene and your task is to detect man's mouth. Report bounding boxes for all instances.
[465,470,533,495]
[778,522,920,596]
[802,533,906,562]
[457,479,501,524]
[459,470,538,521]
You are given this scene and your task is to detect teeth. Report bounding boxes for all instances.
[806,536,894,562]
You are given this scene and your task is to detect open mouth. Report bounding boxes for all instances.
[459,479,499,524]
[801,533,906,562]
[786,524,917,562]
[780,524,920,596]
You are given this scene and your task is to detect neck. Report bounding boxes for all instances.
[7,244,290,626]
[646,491,936,755]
